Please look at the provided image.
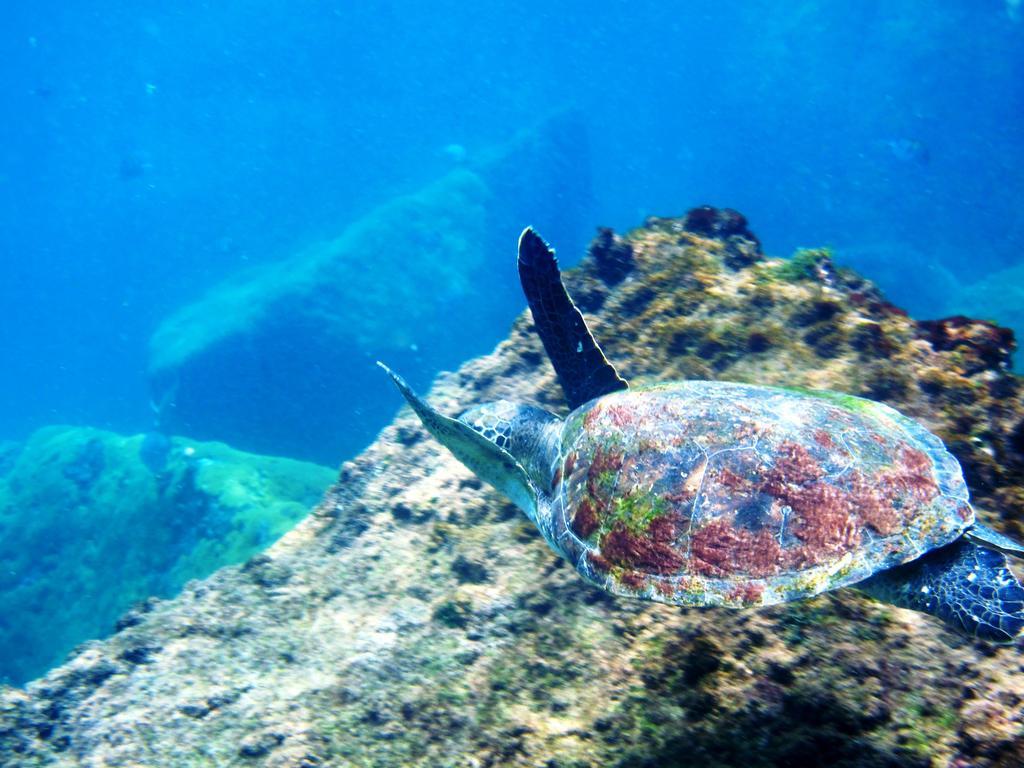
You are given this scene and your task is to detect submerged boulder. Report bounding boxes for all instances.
[0,425,334,686]
[2,210,1023,767]
[948,261,1024,372]
[149,113,594,465]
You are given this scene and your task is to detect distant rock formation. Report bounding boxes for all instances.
[0,426,333,686]
[3,210,1022,767]
[148,112,594,465]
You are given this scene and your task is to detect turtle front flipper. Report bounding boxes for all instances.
[857,539,1024,644]
[378,363,539,517]
[518,227,628,410]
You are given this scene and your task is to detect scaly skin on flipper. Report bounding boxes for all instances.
[459,400,562,497]
[858,539,1024,644]
[966,522,1024,557]
[517,227,628,410]
[377,363,539,517]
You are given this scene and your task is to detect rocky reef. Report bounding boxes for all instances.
[0,426,334,686]
[2,209,1023,767]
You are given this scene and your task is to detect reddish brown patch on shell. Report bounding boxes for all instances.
[589,445,624,476]
[769,442,826,486]
[739,530,789,577]
[890,447,939,502]
[563,452,577,478]
[726,582,765,606]
[788,485,861,556]
[601,523,685,575]
[620,570,647,590]
[588,551,612,573]
[899,446,931,475]
[717,467,751,491]
[585,446,624,507]
[813,429,835,450]
[551,465,562,489]
[665,488,697,510]
[572,497,601,539]
[647,513,683,544]
[848,471,902,536]
[604,403,637,429]
[689,519,784,578]
[654,579,678,598]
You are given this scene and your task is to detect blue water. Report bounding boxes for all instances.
[2,0,1023,445]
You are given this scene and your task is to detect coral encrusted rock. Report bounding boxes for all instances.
[2,209,1023,767]
[0,426,334,687]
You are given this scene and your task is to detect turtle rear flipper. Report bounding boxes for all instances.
[858,539,1024,644]
[378,363,539,517]
[518,227,628,410]
[965,522,1024,558]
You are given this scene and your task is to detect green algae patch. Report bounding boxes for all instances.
[765,247,833,283]
[775,385,876,414]
[894,693,959,759]
[606,489,669,536]
[0,425,334,685]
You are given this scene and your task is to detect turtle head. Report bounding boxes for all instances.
[458,401,562,495]
[379,363,562,526]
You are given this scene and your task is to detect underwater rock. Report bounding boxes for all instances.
[149,113,594,465]
[948,262,1024,372]
[60,436,106,488]
[138,430,172,474]
[2,211,1023,767]
[588,226,635,286]
[679,204,763,269]
[0,425,333,686]
[917,316,1015,375]
[831,242,961,321]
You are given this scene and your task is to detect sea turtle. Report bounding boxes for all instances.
[381,228,1024,643]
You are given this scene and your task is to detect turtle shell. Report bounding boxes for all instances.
[549,381,973,608]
